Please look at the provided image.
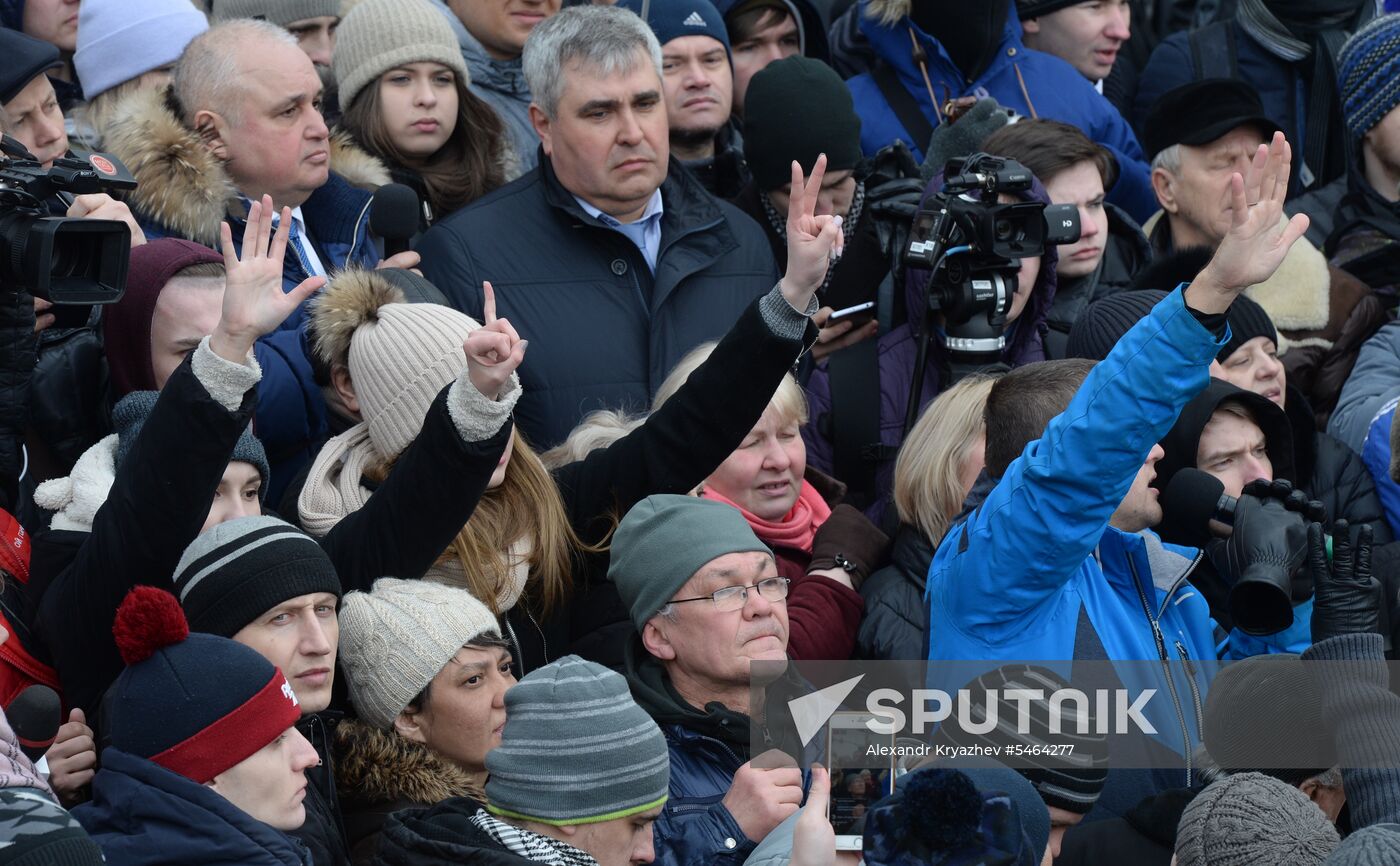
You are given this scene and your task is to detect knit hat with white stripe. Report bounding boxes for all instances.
[173,515,342,638]
[932,665,1111,815]
[485,655,669,826]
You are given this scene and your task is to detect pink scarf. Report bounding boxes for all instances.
[0,707,51,795]
[702,479,831,553]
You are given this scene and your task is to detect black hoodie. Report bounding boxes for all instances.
[910,0,1009,82]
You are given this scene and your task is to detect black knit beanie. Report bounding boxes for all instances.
[1219,294,1279,364]
[1065,290,1168,361]
[1017,0,1083,19]
[112,390,271,501]
[742,55,862,191]
[172,515,342,637]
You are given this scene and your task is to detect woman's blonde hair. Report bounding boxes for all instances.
[892,374,999,545]
[364,427,587,619]
[539,409,642,470]
[653,341,808,427]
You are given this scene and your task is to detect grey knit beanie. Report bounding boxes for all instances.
[1175,772,1340,866]
[333,0,471,112]
[338,577,501,729]
[211,0,340,25]
[485,655,669,825]
[609,494,772,632]
[1330,825,1400,866]
[112,390,270,500]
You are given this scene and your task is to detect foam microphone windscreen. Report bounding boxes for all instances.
[8,684,61,762]
[1158,468,1228,548]
[370,183,422,258]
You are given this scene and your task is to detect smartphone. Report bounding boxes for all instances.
[826,300,875,328]
[826,711,895,850]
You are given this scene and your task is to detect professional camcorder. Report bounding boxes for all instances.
[0,135,136,304]
[906,153,1081,359]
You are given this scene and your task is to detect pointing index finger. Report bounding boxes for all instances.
[482,281,496,326]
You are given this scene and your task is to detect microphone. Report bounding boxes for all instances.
[370,183,422,259]
[1159,468,1236,547]
[8,685,61,762]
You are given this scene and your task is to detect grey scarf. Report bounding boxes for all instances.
[762,180,866,298]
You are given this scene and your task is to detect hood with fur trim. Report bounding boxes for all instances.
[335,717,483,812]
[102,85,390,247]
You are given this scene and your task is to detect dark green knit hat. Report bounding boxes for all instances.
[742,55,862,191]
[609,494,771,631]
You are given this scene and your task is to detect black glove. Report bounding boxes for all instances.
[1205,486,1310,635]
[1310,520,1386,645]
[809,504,890,591]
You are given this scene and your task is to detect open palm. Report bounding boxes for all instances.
[215,195,325,353]
[1204,132,1310,292]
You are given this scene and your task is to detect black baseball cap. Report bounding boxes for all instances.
[1142,78,1281,161]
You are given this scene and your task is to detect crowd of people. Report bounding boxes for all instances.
[1,0,1400,863]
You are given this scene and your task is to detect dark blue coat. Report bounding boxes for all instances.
[845,0,1157,223]
[75,748,313,866]
[416,154,779,447]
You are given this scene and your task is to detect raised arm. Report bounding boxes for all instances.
[554,158,840,542]
[318,282,521,593]
[935,133,1310,639]
[37,197,324,715]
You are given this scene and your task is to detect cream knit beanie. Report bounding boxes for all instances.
[339,577,501,729]
[334,0,471,112]
[312,269,483,461]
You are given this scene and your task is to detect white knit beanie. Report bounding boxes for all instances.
[339,578,501,729]
[75,0,210,100]
[334,0,471,112]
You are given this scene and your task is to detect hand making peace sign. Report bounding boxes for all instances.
[779,154,846,314]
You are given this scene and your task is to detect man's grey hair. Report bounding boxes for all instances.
[173,19,298,127]
[1151,143,1181,176]
[522,5,663,119]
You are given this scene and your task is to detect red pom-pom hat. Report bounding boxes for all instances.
[107,586,302,783]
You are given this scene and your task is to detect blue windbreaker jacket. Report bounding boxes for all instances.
[926,287,1221,761]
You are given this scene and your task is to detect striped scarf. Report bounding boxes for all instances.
[762,181,866,298]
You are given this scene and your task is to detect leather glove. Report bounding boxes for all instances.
[809,504,890,591]
[1310,520,1387,645]
[1205,487,1309,635]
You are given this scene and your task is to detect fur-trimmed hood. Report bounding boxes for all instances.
[102,85,390,247]
[334,717,483,810]
[866,0,909,25]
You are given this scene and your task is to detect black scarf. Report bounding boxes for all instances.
[911,1,1010,83]
[1237,0,1370,189]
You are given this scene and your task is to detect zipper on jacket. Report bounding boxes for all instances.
[346,197,373,266]
[525,607,548,664]
[503,615,524,678]
[1126,554,1193,788]
[1175,640,1205,748]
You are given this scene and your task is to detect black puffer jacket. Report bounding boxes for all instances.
[1044,202,1153,360]
[0,290,36,512]
[1286,388,1394,544]
[855,525,933,660]
[371,799,532,866]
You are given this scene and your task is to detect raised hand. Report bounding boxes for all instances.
[211,195,326,362]
[463,281,527,401]
[780,155,846,313]
[1190,132,1310,314]
[46,708,96,808]
[1310,521,1386,644]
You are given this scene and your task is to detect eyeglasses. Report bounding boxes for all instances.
[668,577,790,612]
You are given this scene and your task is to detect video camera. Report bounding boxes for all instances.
[0,135,136,304]
[905,153,1081,360]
